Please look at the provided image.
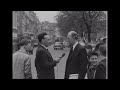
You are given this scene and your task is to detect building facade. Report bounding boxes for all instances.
[12,11,41,38]
[12,11,41,53]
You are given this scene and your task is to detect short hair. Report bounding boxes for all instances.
[68,31,78,40]
[99,45,106,56]
[87,51,98,59]
[37,32,48,42]
[19,39,30,47]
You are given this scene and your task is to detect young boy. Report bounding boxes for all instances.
[87,51,99,79]
[94,45,106,79]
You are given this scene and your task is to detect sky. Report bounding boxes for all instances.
[34,11,107,23]
[34,11,58,23]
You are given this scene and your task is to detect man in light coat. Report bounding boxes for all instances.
[13,39,32,79]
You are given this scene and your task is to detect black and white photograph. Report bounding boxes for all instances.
[12,11,107,79]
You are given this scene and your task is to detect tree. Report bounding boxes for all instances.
[56,11,106,42]
[82,11,106,42]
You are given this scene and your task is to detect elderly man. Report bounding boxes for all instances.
[64,31,88,79]
[13,39,32,79]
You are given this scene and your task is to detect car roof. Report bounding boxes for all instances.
[55,42,61,44]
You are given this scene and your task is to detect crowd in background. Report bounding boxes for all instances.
[80,37,107,79]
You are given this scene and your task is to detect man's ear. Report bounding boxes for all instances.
[74,35,78,40]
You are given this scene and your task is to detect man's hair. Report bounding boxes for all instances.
[37,32,48,43]
[87,51,98,59]
[19,39,30,47]
[69,31,78,40]
[99,45,106,56]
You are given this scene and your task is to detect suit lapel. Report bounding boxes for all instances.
[69,43,80,61]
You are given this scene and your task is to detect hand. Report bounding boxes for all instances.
[54,57,61,63]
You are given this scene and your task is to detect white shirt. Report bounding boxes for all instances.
[73,41,79,51]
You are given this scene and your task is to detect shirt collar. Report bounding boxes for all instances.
[18,48,27,54]
[73,41,78,51]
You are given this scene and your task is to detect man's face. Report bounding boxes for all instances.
[42,35,50,47]
[67,34,74,46]
[89,55,98,65]
[25,43,32,51]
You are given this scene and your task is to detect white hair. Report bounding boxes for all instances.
[68,31,78,40]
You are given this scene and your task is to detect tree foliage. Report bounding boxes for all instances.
[56,11,106,42]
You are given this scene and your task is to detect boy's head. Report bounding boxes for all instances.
[88,51,99,65]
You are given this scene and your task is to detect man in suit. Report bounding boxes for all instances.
[35,32,61,79]
[64,31,88,79]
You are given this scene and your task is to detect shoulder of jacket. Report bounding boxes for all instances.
[99,59,106,67]
[37,47,45,53]
[78,44,86,51]
[37,46,43,50]
[23,53,31,60]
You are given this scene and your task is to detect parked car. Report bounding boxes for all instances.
[63,41,69,48]
[54,42,64,50]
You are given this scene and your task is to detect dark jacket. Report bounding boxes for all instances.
[87,62,98,79]
[64,43,88,79]
[94,43,103,51]
[35,45,57,79]
[94,59,106,79]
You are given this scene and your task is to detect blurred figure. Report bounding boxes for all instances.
[84,44,92,53]
[94,45,107,79]
[27,40,34,55]
[94,37,106,52]
[13,39,32,79]
[79,36,86,47]
[64,31,88,79]
[87,51,99,79]
[35,32,62,79]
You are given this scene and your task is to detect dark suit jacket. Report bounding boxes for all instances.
[64,43,88,79]
[94,59,106,79]
[35,45,57,79]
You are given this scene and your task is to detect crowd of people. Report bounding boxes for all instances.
[12,31,107,79]
[82,36,107,79]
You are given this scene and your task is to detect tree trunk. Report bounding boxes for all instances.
[88,30,91,42]
[87,25,91,43]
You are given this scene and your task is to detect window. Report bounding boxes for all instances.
[12,11,17,29]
